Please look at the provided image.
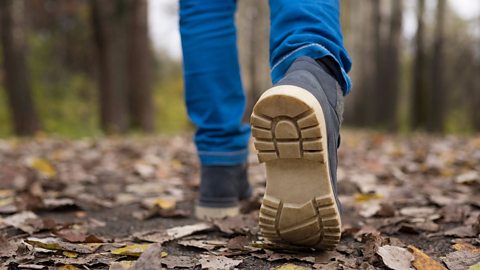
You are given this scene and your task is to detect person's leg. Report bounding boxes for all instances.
[251,0,350,249]
[269,0,352,94]
[179,0,251,219]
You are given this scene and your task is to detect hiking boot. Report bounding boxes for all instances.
[250,56,343,250]
[195,164,252,220]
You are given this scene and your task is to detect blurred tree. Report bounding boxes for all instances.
[91,0,154,134]
[0,0,42,135]
[411,0,429,130]
[127,0,154,132]
[428,0,447,132]
[91,0,129,134]
[376,0,403,130]
[237,0,270,122]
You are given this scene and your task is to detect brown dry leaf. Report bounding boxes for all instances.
[1,211,41,234]
[444,225,477,238]
[408,245,447,270]
[161,255,199,269]
[54,229,104,243]
[400,207,436,218]
[42,198,77,210]
[131,243,163,270]
[134,222,214,244]
[0,236,17,257]
[442,250,480,270]
[213,212,258,235]
[376,245,413,270]
[198,254,242,270]
[453,242,480,253]
[177,238,227,251]
[226,235,250,250]
[25,237,100,254]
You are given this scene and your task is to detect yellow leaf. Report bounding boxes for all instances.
[160,251,168,258]
[453,242,480,254]
[111,244,151,257]
[273,263,312,270]
[408,245,447,270]
[109,261,135,270]
[58,265,80,270]
[62,251,78,258]
[30,158,56,177]
[154,198,176,210]
[354,193,383,202]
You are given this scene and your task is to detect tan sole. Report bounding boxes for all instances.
[195,205,239,221]
[251,85,342,250]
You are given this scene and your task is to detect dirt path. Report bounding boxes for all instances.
[0,131,479,269]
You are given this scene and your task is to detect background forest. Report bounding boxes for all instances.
[0,0,479,137]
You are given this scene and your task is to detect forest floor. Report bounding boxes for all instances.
[0,131,479,270]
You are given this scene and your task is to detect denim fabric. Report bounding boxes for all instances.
[179,0,351,165]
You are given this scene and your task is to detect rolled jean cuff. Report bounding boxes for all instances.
[271,43,352,95]
[198,149,249,166]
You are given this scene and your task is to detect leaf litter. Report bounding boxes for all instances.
[0,132,479,269]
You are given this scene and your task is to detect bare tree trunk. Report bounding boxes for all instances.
[411,0,428,130]
[0,0,41,135]
[91,0,129,134]
[127,0,154,132]
[428,0,447,132]
[237,0,270,122]
[369,0,382,126]
[473,13,480,131]
[378,0,403,130]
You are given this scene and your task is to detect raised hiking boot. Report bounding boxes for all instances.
[195,164,252,220]
[250,56,344,250]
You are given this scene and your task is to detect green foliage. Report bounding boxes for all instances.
[153,56,192,134]
[28,33,100,138]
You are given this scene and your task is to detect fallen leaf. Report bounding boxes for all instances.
[26,237,100,254]
[354,193,383,202]
[408,245,447,270]
[1,211,41,234]
[455,171,479,184]
[213,212,258,235]
[110,261,135,270]
[29,158,56,178]
[453,242,480,253]
[272,263,312,270]
[42,198,78,210]
[442,250,480,270]
[111,244,151,257]
[0,236,16,257]
[376,245,413,270]
[444,226,477,238]
[400,207,436,218]
[198,254,242,270]
[177,238,226,251]
[57,265,80,270]
[135,223,214,244]
[54,229,104,243]
[161,255,199,269]
[62,251,78,258]
[131,243,163,270]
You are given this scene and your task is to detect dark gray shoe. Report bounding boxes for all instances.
[196,164,252,219]
[250,56,343,250]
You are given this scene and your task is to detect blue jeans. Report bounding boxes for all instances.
[179,0,351,166]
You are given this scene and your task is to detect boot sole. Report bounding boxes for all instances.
[251,85,342,250]
[195,205,239,220]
